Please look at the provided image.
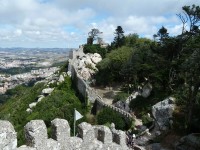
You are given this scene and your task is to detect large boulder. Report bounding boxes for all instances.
[152,97,176,130]
[91,53,102,64]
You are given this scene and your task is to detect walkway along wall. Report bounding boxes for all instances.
[68,48,133,120]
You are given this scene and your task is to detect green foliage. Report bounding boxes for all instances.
[112,26,125,49]
[113,92,128,103]
[0,77,87,146]
[141,114,153,128]
[95,46,134,85]
[83,44,107,58]
[97,107,131,130]
[59,61,69,73]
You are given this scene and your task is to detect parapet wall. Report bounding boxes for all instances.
[0,118,129,150]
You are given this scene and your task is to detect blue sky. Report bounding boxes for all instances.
[0,0,199,48]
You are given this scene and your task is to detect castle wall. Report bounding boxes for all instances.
[0,118,129,150]
[68,48,133,119]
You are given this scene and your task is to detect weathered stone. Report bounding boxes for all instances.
[0,120,17,150]
[37,95,44,102]
[91,53,102,64]
[78,122,95,142]
[17,145,36,150]
[112,129,127,149]
[141,83,152,98]
[24,120,47,148]
[46,139,60,150]
[51,118,70,149]
[58,74,64,83]
[65,137,83,149]
[152,97,176,130]
[95,126,112,144]
[42,88,54,95]
[26,108,32,113]
[29,102,37,109]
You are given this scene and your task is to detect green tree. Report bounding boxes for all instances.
[112,26,125,48]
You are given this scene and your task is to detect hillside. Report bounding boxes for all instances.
[0,73,87,146]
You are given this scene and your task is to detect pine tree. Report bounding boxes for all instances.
[113,26,125,48]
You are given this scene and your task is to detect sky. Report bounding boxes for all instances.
[0,0,199,48]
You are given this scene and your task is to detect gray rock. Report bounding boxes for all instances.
[58,74,64,83]
[26,108,32,113]
[29,102,37,109]
[152,97,176,130]
[141,83,152,98]
[37,95,44,102]
[91,53,102,64]
[42,88,54,95]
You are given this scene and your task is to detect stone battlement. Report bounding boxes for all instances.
[0,118,129,150]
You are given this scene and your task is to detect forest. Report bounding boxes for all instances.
[84,5,200,134]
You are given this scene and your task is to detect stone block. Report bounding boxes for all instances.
[0,120,17,150]
[96,126,112,144]
[112,130,127,148]
[24,120,47,148]
[78,122,95,142]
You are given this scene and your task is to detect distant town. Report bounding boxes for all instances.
[0,48,70,94]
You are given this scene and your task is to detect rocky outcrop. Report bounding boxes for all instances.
[73,53,102,81]
[152,97,176,130]
[0,118,130,150]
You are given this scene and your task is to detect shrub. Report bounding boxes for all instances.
[83,44,107,58]
[97,107,131,130]
[141,114,153,128]
[113,92,128,103]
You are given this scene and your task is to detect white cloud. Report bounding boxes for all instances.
[0,0,199,47]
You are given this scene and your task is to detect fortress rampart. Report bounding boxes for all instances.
[68,48,133,119]
[0,118,129,150]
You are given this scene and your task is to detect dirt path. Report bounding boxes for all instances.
[92,84,143,126]
[92,85,121,105]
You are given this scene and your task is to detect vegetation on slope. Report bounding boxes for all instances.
[0,76,87,146]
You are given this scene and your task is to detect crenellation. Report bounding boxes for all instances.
[24,120,48,148]
[0,118,129,150]
[112,129,127,148]
[77,122,95,142]
[96,126,112,144]
[51,118,70,141]
[0,120,17,150]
